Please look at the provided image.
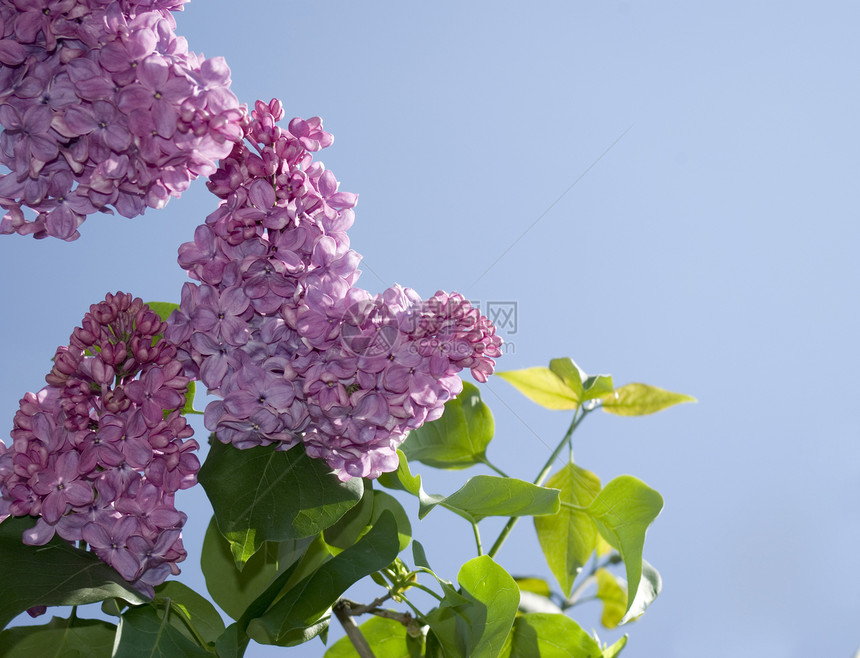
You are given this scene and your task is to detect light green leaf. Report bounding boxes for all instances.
[534,464,602,597]
[324,616,425,658]
[201,516,312,620]
[514,577,552,598]
[586,476,663,612]
[603,634,628,658]
[548,358,585,399]
[113,604,209,657]
[246,512,400,647]
[154,580,225,645]
[601,383,695,416]
[0,516,148,630]
[198,440,362,567]
[145,301,179,323]
[0,616,116,657]
[182,381,203,416]
[496,367,580,410]
[582,374,615,402]
[499,613,604,658]
[420,475,560,523]
[377,450,422,497]
[400,382,495,470]
[425,556,519,658]
[595,568,626,629]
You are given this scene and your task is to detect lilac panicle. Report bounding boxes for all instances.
[0,292,198,595]
[0,0,243,240]
[168,99,503,482]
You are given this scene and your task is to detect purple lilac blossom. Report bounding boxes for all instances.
[0,0,243,240]
[0,292,199,595]
[167,99,503,482]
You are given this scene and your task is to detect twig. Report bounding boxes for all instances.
[333,600,376,658]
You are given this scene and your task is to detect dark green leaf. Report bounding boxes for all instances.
[586,476,663,612]
[0,516,148,629]
[371,490,412,552]
[496,367,580,410]
[534,464,602,597]
[246,512,400,647]
[499,613,604,658]
[324,616,425,658]
[601,383,695,416]
[400,382,494,470]
[199,441,362,566]
[425,556,519,658]
[0,615,116,657]
[324,485,375,551]
[155,580,225,645]
[145,301,179,323]
[201,516,312,621]
[113,604,209,657]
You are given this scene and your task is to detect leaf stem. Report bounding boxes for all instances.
[487,408,589,558]
[472,522,483,556]
[480,457,510,478]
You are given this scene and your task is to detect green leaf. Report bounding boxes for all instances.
[601,383,695,416]
[0,516,148,630]
[499,613,604,658]
[113,604,209,657]
[0,615,116,657]
[145,301,180,323]
[496,367,580,410]
[246,512,401,647]
[400,382,495,470]
[324,488,411,553]
[514,577,551,598]
[581,374,615,402]
[595,568,626,629]
[377,450,423,497]
[586,476,663,612]
[419,475,560,524]
[154,580,225,645]
[324,616,424,658]
[621,560,661,625]
[548,358,585,399]
[371,490,412,552]
[603,635,628,658]
[425,556,519,658]
[198,440,362,567]
[323,485,375,551]
[534,464,602,597]
[182,380,203,415]
[201,515,312,621]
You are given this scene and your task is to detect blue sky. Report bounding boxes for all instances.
[2,2,859,656]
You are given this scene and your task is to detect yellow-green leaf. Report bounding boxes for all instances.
[602,383,695,416]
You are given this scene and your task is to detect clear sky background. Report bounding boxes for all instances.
[2,2,859,657]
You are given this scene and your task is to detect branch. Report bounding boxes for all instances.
[333,600,377,658]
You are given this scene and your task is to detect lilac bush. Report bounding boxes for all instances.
[0,292,199,595]
[0,0,243,240]
[166,99,503,481]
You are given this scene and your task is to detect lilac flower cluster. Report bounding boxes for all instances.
[0,0,243,240]
[0,292,199,596]
[166,99,502,481]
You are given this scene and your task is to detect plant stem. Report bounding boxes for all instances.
[333,600,377,658]
[472,522,483,555]
[480,457,510,478]
[487,408,589,558]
